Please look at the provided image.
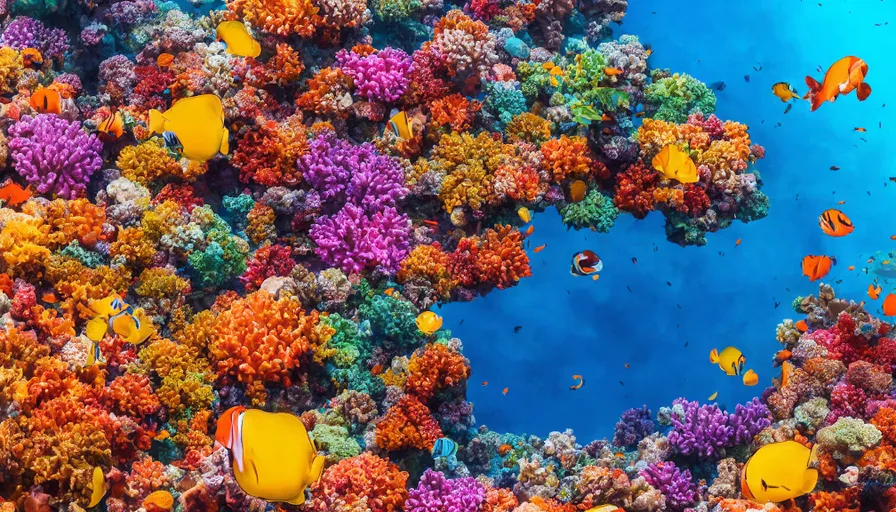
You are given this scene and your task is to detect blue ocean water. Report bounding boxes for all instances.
[443,0,896,441]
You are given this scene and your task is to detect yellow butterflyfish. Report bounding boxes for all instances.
[216,21,261,58]
[771,82,800,102]
[388,110,415,140]
[709,346,746,376]
[586,506,624,512]
[416,311,443,334]
[517,206,531,223]
[652,144,698,183]
[215,407,325,505]
[741,441,818,504]
[86,294,155,344]
[88,466,106,508]
[148,94,230,163]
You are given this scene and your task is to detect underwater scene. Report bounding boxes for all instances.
[0,0,894,510]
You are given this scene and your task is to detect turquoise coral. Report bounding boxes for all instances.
[559,190,619,232]
[645,73,717,123]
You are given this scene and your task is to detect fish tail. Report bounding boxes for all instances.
[857,83,871,101]
[804,76,823,111]
[220,127,230,155]
[148,109,165,134]
[709,348,720,364]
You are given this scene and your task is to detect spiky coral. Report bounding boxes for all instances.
[450,224,532,291]
[232,116,307,187]
[541,135,594,183]
[208,290,333,403]
[432,131,511,214]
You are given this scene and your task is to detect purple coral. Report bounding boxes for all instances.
[9,115,103,199]
[299,131,408,213]
[612,405,655,447]
[405,469,485,512]
[309,204,411,274]
[667,398,732,458]
[639,461,697,512]
[336,47,413,103]
[0,17,69,61]
[729,398,772,445]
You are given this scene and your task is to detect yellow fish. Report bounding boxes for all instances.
[652,144,698,183]
[586,506,624,512]
[86,294,155,344]
[88,466,106,508]
[416,311,443,334]
[709,346,746,376]
[518,207,531,223]
[742,369,759,387]
[216,21,261,58]
[388,110,416,140]
[149,94,230,163]
[85,340,103,367]
[771,82,801,102]
[741,441,818,504]
[215,407,325,505]
[708,391,718,401]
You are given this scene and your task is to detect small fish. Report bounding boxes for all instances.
[513,326,522,333]
[854,127,867,132]
[795,320,809,332]
[830,166,840,171]
[569,374,584,390]
[774,301,781,309]
[784,103,793,114]
[848,265,855,271]
[837,200,846,205]
[754,64,763,71]
[627,286,632,293]
[534,244,546,253]
[891,235,896,240]
[481,381,488,386]
[885,294,896,316]
[156,53,174,68]
[30,87,62,114]
[744,74,750,82]
[624,363,630,369]
[502,387,509,395]
[0,182,31,206]
[631,257,637,264]
[416,311,443,334]
[524,225,535,237]
[709,346,746,376]
[569,180,587,202]
[497,443,512,456]
[709,81,727,91]
[619,381,624,386]
[868,284,882,300]
[388,110,416,140]
[149,95,229,163]
[708,391,718,401]
[431,437,458,459]
[88,467,106,508]
[742,369,759,386]
[604,67,624,76]
[818,209,854,237]
[384,287,394,296]
[653,144,698,183]
[735,238,742,247]
[666,281,672,286]
[592,274,599,281]
[422,219,439,228]
[41,293,57,303]
[774,350,792,364]
[97,110,125,140]
[571,250,602,277]
[772,82,800,102]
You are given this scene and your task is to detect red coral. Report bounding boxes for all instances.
[108,374,161,419]
[240,244,296,291]
[872,407,896,445]
[845,360,893,394]
[827,382,869,423]
[403,44,454,105]
[809,487,860,512]
[131,65,174,110]
[540,135,593,183]
[821,313,869,365]
[375,395,443,451]
[429,93,481,132]
[307,453,408,512]
[871,337,896,371]
[482,485,518,512]
[232,119,307,186]
[406,344,471,402]
[613,161,658,219]
[449,225,532,291]
[464,0,500,20]
[682,183,711,217]
[152,184,204,212]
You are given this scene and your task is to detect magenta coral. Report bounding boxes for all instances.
[9,115,103,199]
[336,47,413,103]
[309,204,411,274]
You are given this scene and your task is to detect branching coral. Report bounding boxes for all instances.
[307,452,408,511]
[406,343,470,402]
[116,140,182,186]
[227,0,321,37]
[375,395,443,451]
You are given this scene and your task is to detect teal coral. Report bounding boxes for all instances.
[484,81,528,131]
[58,241,106,268]
[559,189,619,232]
[359,295,425,351]
[645,73,717,123]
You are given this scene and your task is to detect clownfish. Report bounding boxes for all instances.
[571,250,602,277]
[709,346,746,376]
[215,407,325,505]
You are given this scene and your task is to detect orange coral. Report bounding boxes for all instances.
[109,227,157,268]
[471,224,532,290]
[397,244,455,300]
[715,500,782,512]
[41,199,107,249]
[429,93,481,132]
[526,496,577,512]
[406,343,470,402]
[108,374,161,418]
[227,0,321,37]
[871,406,896,445]
[233,116,307,186]
[540,135,593,183]
[209,291,333,403]
[0,217,50,278]
[482,485,518,512]
[297,67,353,117]
[858,444,896,473]
[375,395,443,451]
[808,487,860,512]
[44,256,132,321]
[245,203,276,245]
[494,162,543,203]
[307,452,408,512]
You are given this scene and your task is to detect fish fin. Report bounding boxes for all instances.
[709,348,719,364]
[857,83,871,101]
[802,468,819,495]
[220,128,230,155]
[310,454,326,484]
[286,491,307,505]
[86,316,108,342]
[148,109,165,134]
[805,76,822,93]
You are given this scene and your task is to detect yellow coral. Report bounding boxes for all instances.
[44,256,132,321]
[506,113,552,144]
[110,227,157,268]
[41,198,107,250]
[432,132,511,212]
[0,217,50,278]
[0,47,23,94]
[135,268,190,301]
[116,140,183,186]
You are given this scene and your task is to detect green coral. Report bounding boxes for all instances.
[310,424,361,463]
[735,189,770,223]
[664,212,708,247]
[559,190,619,232]
[793,398,830,432]
[58,241,106,268]
[816,417,882,461]
[516,61,553,101]
[12,0,62,16]
[322,313,369,369]
[358,295,425,351]
[645,73,717,123]
[188,237,249,288]
[373,0,422,21]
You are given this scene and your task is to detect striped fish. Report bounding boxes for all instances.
[431,437,458,458]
